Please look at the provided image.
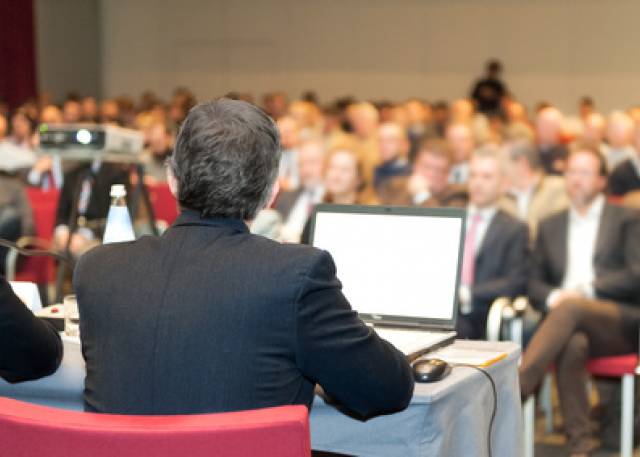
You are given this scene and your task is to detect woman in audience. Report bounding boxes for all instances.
[300,147,377,243]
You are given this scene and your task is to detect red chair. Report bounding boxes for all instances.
[146,183,179,226]
[0,398,311,457]
[7,188,59,284]
[587,354,639,457]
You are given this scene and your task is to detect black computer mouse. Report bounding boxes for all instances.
[412,358,451,383]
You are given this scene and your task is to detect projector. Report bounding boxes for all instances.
[38,123,144,160]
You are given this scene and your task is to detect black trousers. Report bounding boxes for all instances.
[519,298,640,453]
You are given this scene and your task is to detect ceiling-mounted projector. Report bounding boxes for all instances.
[38,124,144,161]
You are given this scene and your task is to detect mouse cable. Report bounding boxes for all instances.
[451,363,497,457]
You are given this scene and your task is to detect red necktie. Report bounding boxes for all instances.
[461,212,482,286]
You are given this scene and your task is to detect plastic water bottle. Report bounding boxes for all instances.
[103,184,135,244]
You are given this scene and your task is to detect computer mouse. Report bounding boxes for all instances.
[412,358,451,383]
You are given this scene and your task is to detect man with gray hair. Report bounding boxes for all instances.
[501,141,569,240]
[73,99,413,422]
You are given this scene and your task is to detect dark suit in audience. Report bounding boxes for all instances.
[75,208,414,415]
[457,210,529,339]
[0,276,62,383]
[521,202,640,453]
[609,158,640,197]
[537,144,568,176]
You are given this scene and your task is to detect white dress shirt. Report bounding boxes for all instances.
[546,194,604,308]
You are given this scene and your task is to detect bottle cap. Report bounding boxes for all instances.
[110,184,127,198]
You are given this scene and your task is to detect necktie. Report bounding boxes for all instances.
[461,212,483,286]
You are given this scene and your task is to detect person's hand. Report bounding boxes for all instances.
[407,173,429,196]
[548,289,584,309]
[54,226,70,252]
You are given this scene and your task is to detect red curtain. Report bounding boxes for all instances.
[0,0,37,110]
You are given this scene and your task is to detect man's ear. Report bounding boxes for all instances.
[167,166,178,198]
[265,180,281,209]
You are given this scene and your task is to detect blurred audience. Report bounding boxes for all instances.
[377,139,467,208]
[535,107,567,175]
[609,126,640,197]
[373,122,411,190]
[446,123,475,184]
[502,141,569,239]
[603,110,635,171]
[470,59,508,116]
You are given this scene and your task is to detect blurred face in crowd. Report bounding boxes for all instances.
[628,107,640,127]
[277,116,300,150]
[263,92,288,120]
[81,97,98,121]
[413,149,451,195]
[506,101,528,124]
[11,112,32,140]
[100,99,120,124]
[348,103,379,139]
[378,123,408,162]
[0,114,7,139]
[297,141,326,189]
[325,150,361,200]
[63,100,82,123]
[581,113,606,144]
[446,124,475,164]
[579,100,594,120]
[535,107,563,146]
[288,100,319,130]
[606,112,633,148]
[450,99,474,123]
[148,123,172,156]
[468,153,506,208]
[404,100,431,126]
[40,105,63,124]
[565,150,606,209]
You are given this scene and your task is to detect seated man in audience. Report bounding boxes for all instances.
[608,126,640,197]
[373,122,410,190]
[602,111,635,171]
[54,160,130,257]
[377,139,467,208]
[276,116,302,191]
[501,141,569,240]
[275,140,326,242]
[457,146,529,339]
[74,99,414,418]
[520,145,640,456]
[0,276,62,383]
[535,107,568,175]
[446,123,475,184]
[141,122,173,184]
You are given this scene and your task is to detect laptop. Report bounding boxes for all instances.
[310,204,466,361]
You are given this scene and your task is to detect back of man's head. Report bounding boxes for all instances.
[169,99,281,220]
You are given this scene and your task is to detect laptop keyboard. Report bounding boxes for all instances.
[374,328,454,356]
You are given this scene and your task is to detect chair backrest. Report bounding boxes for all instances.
[15,188,60,284]
[0,398,311,457]
[146,183,179,226]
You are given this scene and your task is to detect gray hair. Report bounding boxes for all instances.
[168,99,281,220]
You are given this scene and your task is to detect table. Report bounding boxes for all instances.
[0,339,522,457]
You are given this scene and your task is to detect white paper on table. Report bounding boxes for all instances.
[9,281,43,312]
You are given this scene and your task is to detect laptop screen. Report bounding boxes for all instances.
[310,205,465,329]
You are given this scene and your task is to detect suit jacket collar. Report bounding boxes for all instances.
[172,209,249,233]
[475,209,505,262]
[595,202,615,263]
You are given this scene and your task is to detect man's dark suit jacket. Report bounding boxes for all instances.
[0,277,62,383]
[458,210,530,339]
[74,209,414,416]
[609,159,640,197]
[537,144,568,176]
[56,163,130,237]
[529,202,640,311]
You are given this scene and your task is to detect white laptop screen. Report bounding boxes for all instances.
[311,207,464,324]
